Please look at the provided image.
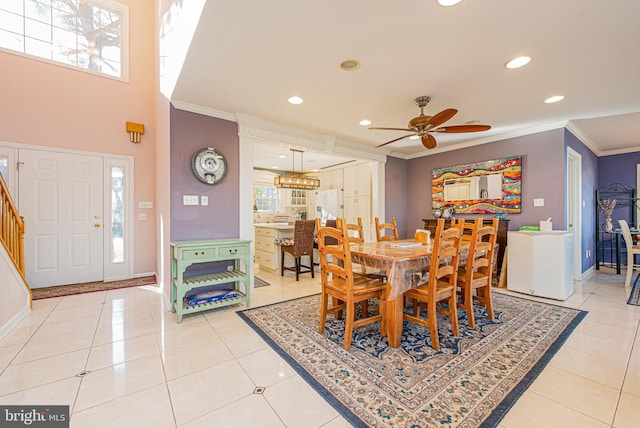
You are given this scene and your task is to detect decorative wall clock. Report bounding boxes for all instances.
[191,147,227,184]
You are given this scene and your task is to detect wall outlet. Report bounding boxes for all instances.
[533,198,544,207]
[138,213,148,221]
[183,195,199,205]
[201,196,208,206]
[227,265,233,271]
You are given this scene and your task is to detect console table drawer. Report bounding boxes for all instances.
[180,248,217,260]
[217,244,249,257]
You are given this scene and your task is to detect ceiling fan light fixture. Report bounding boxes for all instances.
[340,59,360,71]
[544,95,565,104]
[505,56,531,69]
[288,96,303,105]
[359,119,372,126]
[438,0,463,6]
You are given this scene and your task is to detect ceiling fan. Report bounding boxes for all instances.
[371,96,491,149]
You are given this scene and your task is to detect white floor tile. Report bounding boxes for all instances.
[1,270,639,427]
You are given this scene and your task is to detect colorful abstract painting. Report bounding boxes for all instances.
[432,156,522,214]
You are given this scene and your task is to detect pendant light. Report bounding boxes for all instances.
[274,149,320,190]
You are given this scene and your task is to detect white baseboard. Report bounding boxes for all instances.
[0,304,30,342]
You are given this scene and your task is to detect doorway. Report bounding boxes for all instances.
[567,147,582,280]
[7,145,134,288]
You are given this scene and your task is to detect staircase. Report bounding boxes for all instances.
[0,172,31,307]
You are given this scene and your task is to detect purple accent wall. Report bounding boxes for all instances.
[564,129,599,272]
[404,129,565,235]
[170,106,240,241]
[384,156,409,238]
[598,152,640,191]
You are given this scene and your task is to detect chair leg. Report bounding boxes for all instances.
[318,292,328,333]
[295,257,300,281]
[481,286,494,320]
[343,300,355,350]
[463,285,475,329]
[428,299,440,351]
[448,294,459,336]
[281,251,285,276]
[310,254,315,278]
[626,260,633,287]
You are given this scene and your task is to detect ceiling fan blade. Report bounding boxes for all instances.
[369,127,414,132]
[375,133,417,148]
[434,124,491,133]
[421,134,437,149]
[424,108,458,129]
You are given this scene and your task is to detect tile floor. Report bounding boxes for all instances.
[0,268,639,427]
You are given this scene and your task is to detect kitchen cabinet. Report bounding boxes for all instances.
[343,163,370,197]
[343,163,372,240]
[320,169,343,190]
[254,225,294,271]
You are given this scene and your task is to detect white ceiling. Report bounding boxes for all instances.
[171,0,640,171]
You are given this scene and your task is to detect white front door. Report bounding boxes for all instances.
[19,149,104,288]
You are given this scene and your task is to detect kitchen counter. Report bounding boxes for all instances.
[254,224,295,271]
[253,223,294,230]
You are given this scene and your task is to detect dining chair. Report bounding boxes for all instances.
[345,217,365,243]
[280,220,316,281]
[375,216,399,241]
[403,218,463,350]
[316,218,387,350]
[618,220,640,287]
[456,217,499,328]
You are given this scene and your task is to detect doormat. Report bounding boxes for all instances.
[238,292,587,427]
[254,277,270,287]
[31,276,157,300]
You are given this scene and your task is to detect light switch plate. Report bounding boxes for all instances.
[138,213,148,221]
[183,195,199,205]
[533,198,544,207]
[138,201,153,209]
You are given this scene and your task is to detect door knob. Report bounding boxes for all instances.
[95,223,101,228]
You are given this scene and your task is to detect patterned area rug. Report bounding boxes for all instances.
[238,292,586,427]
[254,277,270,287]
[31,276,157,300]
[627,276,640,306]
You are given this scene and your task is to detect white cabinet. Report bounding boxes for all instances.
[344,196,372,241]
[507,231,574,300]
[320,169,343,190]
[254,226,294,271]
[343,163,370,198]
[343,163,372,240]
[281,189,307,208]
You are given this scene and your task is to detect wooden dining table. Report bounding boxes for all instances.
[349,239,435,348]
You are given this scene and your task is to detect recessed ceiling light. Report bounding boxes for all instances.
[544,95,565,104]
[278,155,286,159]
[359,119,372,126]
[272,166,279,169]
[409,135,420,140]
[288,96,303,105]
[340,59,361,71]
[505,56,531,69]
[438,0,462,6]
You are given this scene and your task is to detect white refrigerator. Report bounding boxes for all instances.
[507,230,574,300]
[314,189,343,225]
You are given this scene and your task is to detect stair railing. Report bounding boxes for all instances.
[0,173,31,307]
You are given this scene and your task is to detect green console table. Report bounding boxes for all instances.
[171,239,251,323]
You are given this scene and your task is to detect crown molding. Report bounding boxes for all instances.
[170,100,236,122]
[405,120,571,159]
[565,121,600,155]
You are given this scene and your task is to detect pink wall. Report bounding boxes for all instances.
[0,0,157,275]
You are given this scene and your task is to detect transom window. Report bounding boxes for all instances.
[0,0,128,80]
